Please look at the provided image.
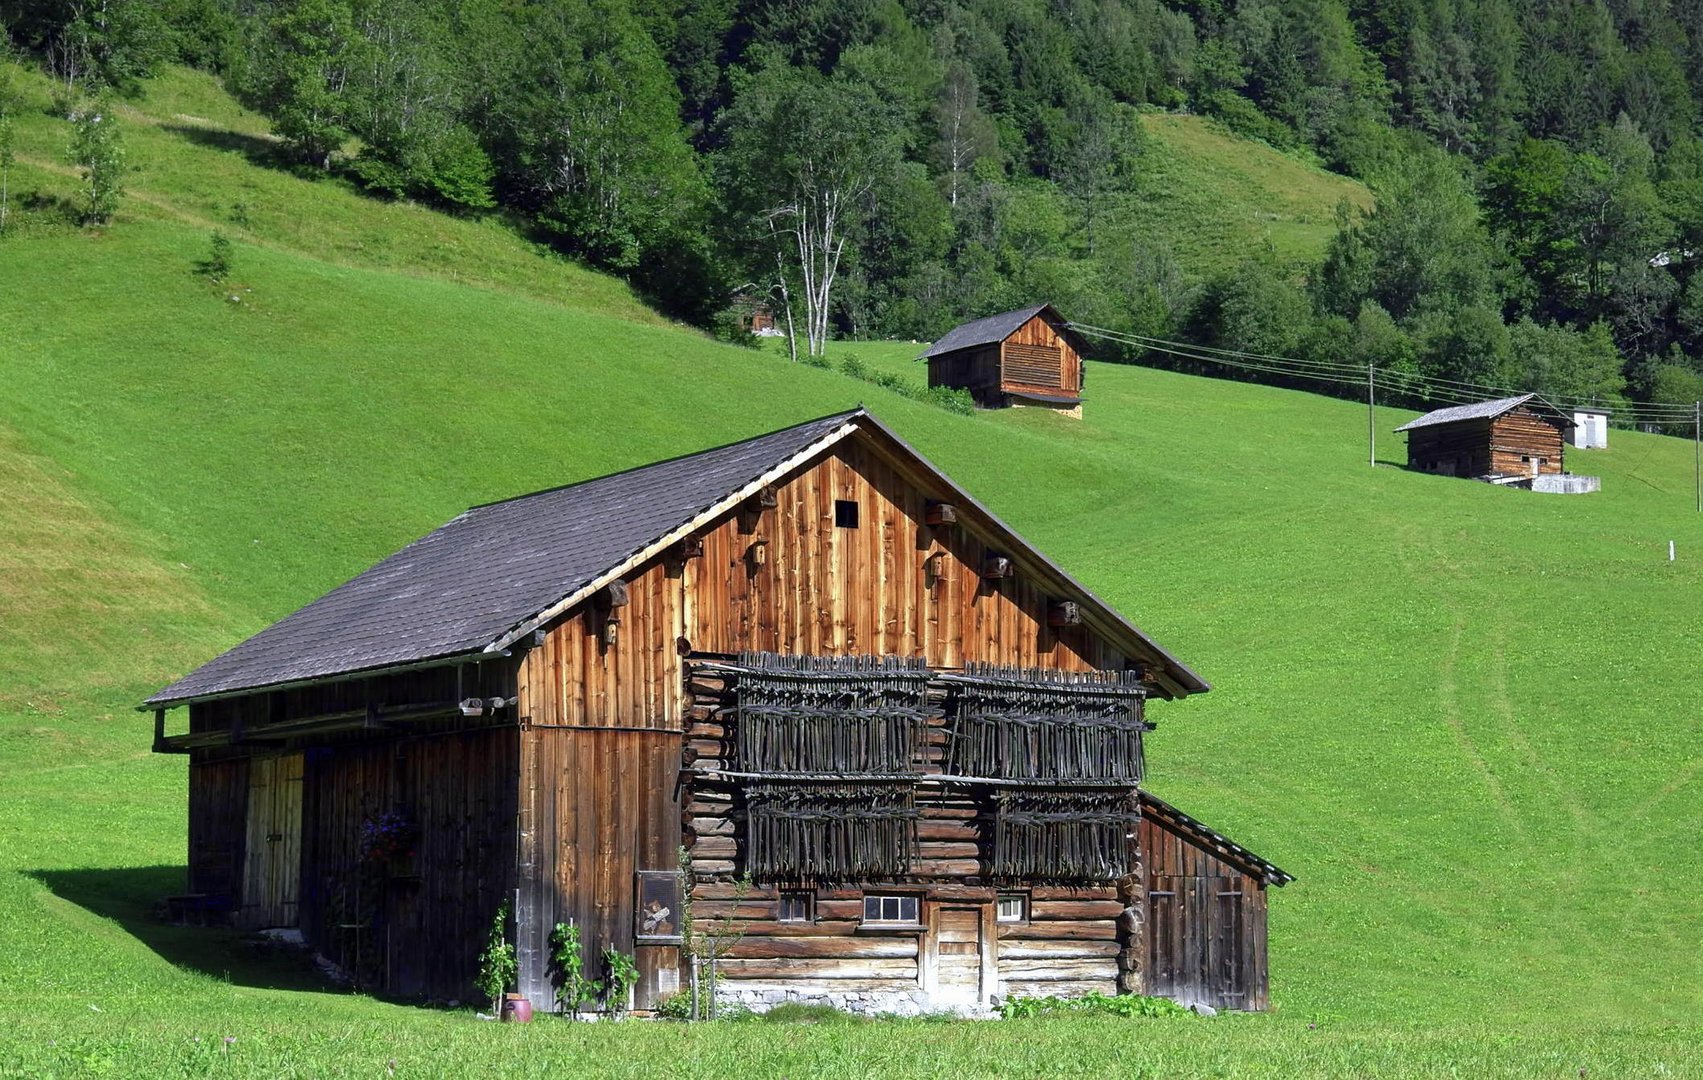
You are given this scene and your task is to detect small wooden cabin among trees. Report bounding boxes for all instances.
[147,409,1288,1016]
[1395,394,1573,482]
[922,305,1087,416]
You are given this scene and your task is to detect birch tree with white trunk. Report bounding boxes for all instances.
[725,66,900,359]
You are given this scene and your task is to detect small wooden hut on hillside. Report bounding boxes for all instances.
[921,304,1087,416]
[147,409,1289,1015]
[1395,394,1572,482]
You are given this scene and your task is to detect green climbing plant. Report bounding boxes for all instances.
[548,922,599,1018]
[475,901,517,1015]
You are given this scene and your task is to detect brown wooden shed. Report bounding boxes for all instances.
[921,304,1088,415]
[1395,394,1571,481]
[146,408,1288,1015]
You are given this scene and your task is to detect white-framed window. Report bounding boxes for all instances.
[778,890,814,923]
[861,893,920,926]
[996,893,1028,924]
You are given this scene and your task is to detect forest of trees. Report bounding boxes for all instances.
[11,0,1703,419]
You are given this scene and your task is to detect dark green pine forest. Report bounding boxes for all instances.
[11,0,1703,421]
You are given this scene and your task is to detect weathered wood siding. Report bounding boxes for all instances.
[513,725,683,1011]
[684,439,1121,670]
[1406,408,1566,478]
[187,754,249,907]
[296,728,518,1001]
[239,753,304,929]
[928,346,1003,406]
[1140,813,1269,1011]
[998,313,1081,398]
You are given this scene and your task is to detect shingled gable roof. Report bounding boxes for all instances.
[146,409,1207,707]
[1139,792,1293,886]
[917,303,1087,360]
[1394,393,1570,433]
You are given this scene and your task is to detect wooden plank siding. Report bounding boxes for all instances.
[1139,813,1269,1011]
[187,754,250,910]
[296,728,518,1002]
[514,726,683,1011]
[998,313,1081,398]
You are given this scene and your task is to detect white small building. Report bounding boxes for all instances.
[1572,408,1610,449]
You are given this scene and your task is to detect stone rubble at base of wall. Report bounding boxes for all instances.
[1532,474,1602,494]
[717,986,998,1019]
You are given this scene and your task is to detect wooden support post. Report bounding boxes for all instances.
[1368,362,1376,468]
[1694,401,1699,513]
[152,707,167,753]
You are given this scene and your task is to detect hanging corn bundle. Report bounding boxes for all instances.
[940,663,1149,782]
[744,781,918,880]
[992,789,1138,880]
[724,653,931,881]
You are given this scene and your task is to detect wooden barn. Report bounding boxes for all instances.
[146,409,1289,1016]
[1395,394,1572,482]
[921,304,1087,416]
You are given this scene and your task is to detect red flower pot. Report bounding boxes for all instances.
[501,994,533,1024]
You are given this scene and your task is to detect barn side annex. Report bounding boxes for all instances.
[146,408,1289,1015]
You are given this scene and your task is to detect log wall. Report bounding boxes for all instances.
[678,667,1126,1012]
[1406,408,1566,478]
[1489,410,1566,476]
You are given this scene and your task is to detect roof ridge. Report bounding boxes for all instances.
[463,407,866,512]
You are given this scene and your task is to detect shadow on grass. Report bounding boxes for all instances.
[162,124,298,172]
[29,865,334,993]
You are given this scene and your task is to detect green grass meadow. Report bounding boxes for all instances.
[2,65,1702,1077]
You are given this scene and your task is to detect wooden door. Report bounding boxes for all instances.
[932,906,986,1006]
[240,753,303,928]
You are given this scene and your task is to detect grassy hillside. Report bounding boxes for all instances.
[2,67,1701,1077]
[1134,113,1373,273]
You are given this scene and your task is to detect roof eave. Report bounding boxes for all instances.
[141,646,502,710]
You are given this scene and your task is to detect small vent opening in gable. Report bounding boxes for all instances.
[835,500,859,529]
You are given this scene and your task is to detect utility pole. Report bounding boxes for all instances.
[1368,362,1376,467]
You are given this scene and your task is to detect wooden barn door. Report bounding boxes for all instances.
[927,905,992,1007]
[240,753,303,928]
[1146,875,1253,1010]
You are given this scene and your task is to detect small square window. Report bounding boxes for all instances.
[861,893,919,925]
[778,891,814,923]
[835,499,859,529]
[996,894,1027,923]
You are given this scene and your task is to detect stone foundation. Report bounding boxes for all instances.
[1531,473,1601,494]
[717,984,997,1018]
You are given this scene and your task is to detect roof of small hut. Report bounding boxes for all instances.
[1140,792,1293,886]
[146,409,1207,707]
[1394,393,1570,433]
[917,303,1087,360]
